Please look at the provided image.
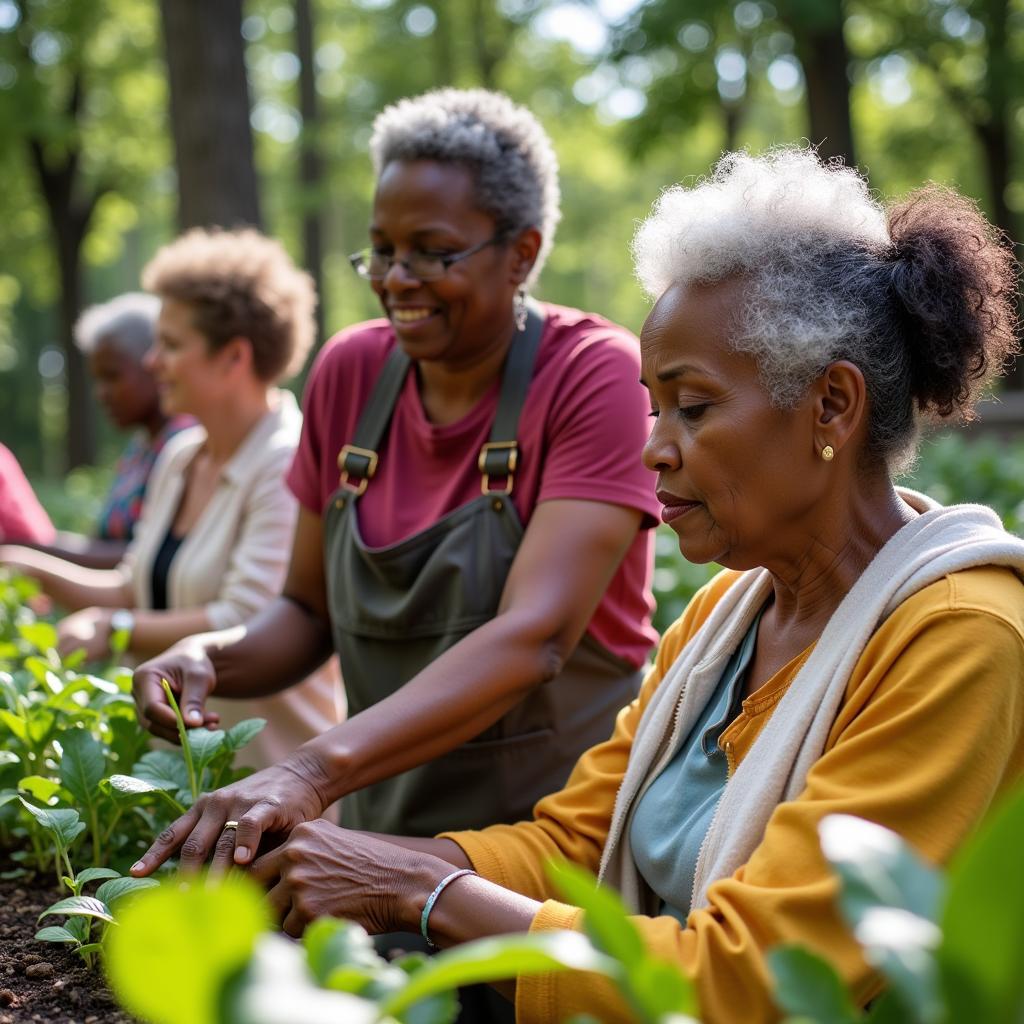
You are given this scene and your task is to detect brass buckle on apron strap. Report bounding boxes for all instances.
[338,444,379,496]
[478,441,517,495]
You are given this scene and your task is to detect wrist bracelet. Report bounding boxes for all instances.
[420,868,476,946]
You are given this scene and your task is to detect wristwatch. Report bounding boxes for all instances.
[110,609,136,639]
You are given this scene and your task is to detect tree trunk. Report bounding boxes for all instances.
[433,1,455,85]
[26,80,97,471]
[158,0,262,230]
[791,5,855,166]
[978,0,1016,243]
[469,0,498,87]
[295,0,325,346]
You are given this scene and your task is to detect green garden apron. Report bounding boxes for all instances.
[323,305,643,837]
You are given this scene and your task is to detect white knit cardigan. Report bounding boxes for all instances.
[598,490,1024,914]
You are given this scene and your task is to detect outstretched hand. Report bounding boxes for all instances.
[129,755,330,876]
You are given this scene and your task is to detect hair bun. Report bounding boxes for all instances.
[886,185,1019,420]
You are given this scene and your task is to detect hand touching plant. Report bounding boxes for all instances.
[132,635,222,741]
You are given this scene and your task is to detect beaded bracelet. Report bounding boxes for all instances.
[420,868,477,946]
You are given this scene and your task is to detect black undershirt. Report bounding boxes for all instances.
[150,528,185,611]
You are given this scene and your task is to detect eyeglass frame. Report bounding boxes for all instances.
[348,232,508,282]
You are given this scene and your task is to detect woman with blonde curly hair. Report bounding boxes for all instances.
[1,228,344,769]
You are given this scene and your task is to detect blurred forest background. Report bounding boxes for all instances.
[2,0,1023,624]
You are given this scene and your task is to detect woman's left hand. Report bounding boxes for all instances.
[249,820,440,938]
[57,606,113,661]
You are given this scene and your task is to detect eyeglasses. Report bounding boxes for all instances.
[348,234,505,282]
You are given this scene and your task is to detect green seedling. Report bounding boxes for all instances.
[19,798,85,888]
[161,677,200,800]
[36,868,159,969]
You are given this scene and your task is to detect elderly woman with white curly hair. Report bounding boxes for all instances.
[181,148,1024,1022]
[131,90,659,871]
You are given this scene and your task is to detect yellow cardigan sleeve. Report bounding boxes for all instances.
[457,568,1024,1024]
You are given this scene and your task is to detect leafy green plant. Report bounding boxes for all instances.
[769,784,1024,1023]
[0,572,272,979]
[105,872,622,1024]
[103,856,702,1024]
[18,795,158,967]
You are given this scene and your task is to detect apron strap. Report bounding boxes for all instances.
[337,346,410,495]
[478,299,545,495]
[338,300,546,496]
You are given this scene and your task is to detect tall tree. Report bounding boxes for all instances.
[790,0,854,163]
[859,0,1019,243]
[158,0,261,229]
[4,2,105,468]
[608,0,855,165]
[0,0,168,472]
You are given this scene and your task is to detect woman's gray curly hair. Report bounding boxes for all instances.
[632,147,1019,471]
[369,88,561,289]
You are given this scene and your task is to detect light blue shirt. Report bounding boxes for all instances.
[628,610,763,924]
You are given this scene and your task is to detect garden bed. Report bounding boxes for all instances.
[0,870,135,1024]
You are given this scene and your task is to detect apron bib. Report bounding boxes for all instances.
[324,305,642,836]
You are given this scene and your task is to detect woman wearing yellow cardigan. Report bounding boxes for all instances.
[137,149,1024,1023]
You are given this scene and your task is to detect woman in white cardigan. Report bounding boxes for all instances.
[1,228,343,768]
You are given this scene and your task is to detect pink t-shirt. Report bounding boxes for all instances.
[287,303,661,667]
[0,443,56,544]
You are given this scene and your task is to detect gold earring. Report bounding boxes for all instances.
[821,445,835,462]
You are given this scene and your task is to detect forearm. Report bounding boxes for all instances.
[405,866,543,948]
[25,533,127,570]
[129,607,215,659]
[304,610,565,803]
[0,545,130,610]
[207,595,334,699]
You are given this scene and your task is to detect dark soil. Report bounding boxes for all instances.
[0,875,136,1024]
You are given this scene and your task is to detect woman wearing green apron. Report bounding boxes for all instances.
[131,90,659,868]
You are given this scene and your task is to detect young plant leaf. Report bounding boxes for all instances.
[818,815,943,1024]
[224,718,267,752]
[303,918,387,984]
[818,815,943,925]
[35,925,81,944]
[17,621,58,654]
[939,785,1024,1024]
[379,931,618,1020]
[106,774,162,796]
[19,799,86,846]
[76,867,121,887]
[105,874,272,1024]
[131,749,191,793]
[18,774,65,804]
[39,895,115,924]
[95,875,160,907]
[547,858,700,1019]
[58,728,106,807]
[0,709,28,743]
[768,945,860,1024]
[186,726,227,773]
[224,932,379,1024]
[546,859,644,969]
